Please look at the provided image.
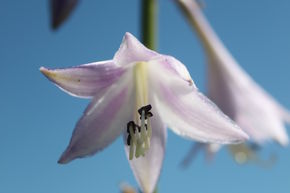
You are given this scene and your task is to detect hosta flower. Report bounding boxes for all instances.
[177,0,290,146]
[177,0,290,166]
[182,142,276,166]
[40,32,247,193]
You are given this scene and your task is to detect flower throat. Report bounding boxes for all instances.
[126,62,153,160]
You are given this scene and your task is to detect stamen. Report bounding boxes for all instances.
[138,104,153,119]
[129,136,134,160]
[140,110,148,149]
[128,62,155,160]
[146,118,152,149]
[135,137,144,158]
[127,121,137,160]
[126,105,154,159]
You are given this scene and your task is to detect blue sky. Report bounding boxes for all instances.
[1,0,290,193]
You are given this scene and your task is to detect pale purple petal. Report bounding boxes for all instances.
[40,60,124,98]
[58,71,135,164]
[277,104,290,124]
[124,110,166,193]
[152,55,196,88]
[114,33,158,66]
[208,49,289,146]
[234,103,289,146]
[149,61,248,144]
[177,0,289,145]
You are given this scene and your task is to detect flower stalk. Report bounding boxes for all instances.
[141,0,157,50]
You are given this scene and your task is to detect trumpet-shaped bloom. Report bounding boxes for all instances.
[40,32,247,193]
[177,0,290,146]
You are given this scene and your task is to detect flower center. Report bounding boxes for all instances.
[126,62,153,160]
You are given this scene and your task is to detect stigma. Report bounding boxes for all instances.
[127,105,153,160]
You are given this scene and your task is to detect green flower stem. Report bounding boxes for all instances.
[141,0,157,50]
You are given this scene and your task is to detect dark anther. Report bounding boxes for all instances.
[138,104,152,115]
[127,121,139,146]
[138,104,153,119]
[126,105,153,146]
[127,135,131,145]
[145,112,153,119]
[127,121,136,133]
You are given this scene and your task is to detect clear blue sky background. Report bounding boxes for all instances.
[1,0,290,193]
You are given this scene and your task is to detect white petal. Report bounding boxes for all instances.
[152,55,196,88]
[58,69,135,163]
[124,111,166,193]
[40,60,124,98]
[114,32,158,66]
[149,61,248,144]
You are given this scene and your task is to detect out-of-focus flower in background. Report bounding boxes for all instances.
[50,0,79,29]
[177,0,290,165]
[182,142,277,167]
[40,32,247,193]
[120,183,138,193]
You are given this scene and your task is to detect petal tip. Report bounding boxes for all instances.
[39,66,47,74]
[57,158,66,164]
[122,32,140,48]
[57,155,69,164]
[57,148,73,164]
[277,135,289,147]
[40,67,55,79]
[240,131,250,142]
[124,32,134,40]
[232,128,249,144]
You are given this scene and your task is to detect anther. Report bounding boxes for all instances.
[127,135,131,146]
[127,121,136,134]
[145,112,153,119]
[138,104,153,119]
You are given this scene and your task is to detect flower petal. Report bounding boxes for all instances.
[58,70,135,164]
[114,33,158,66]
[177,0,289,145]
[153,55,196,88]
[124,111,166,193]
[40,60,124,98]
[234,101,289,146]
[149,61,248,144]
